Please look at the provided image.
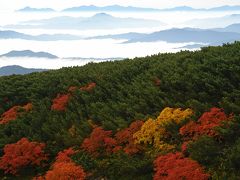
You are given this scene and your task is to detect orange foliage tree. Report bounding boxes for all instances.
[23,103,33,111]
[180,107,231,140]
[153,152,209,180]
[43,148,86,180]
[51,94,71,111]
[0,103,33,124]
[80,82,96,92]
[68,86,78,92]
[54,148,76,163]
[0,138,47,175]
[45,161,86,180]
[115,120,144,155]
[81,127,119,157]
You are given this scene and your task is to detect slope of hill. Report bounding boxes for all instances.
[0,65,47,76]
[0,50,58,59]
[0,42,240,179]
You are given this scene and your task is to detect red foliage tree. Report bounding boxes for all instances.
[0,106,19,124]
[180,107,231,140]
[81,127,117,157]
[0,138,47,175]
[40,148,86,180]
[115,120,144,155]
[55,148,76,163]
[51,94,71,111]
[154,152,209,180]
[80,82,96,92]
[0,103,33,124]
[181,141,192,156]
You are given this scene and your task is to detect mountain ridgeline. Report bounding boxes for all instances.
[0,42,240,179]
[16,5,240,12]
[0,50,58,59]
[0,65,47,76]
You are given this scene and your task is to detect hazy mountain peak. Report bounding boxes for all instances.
[17,6,55,12]
[170,6,195,10]
[62,5,160,12]
[92,13,112,18]
[0,65,47,76]
[0,50,58,59]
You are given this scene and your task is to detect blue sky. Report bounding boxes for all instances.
[0,0,240,11]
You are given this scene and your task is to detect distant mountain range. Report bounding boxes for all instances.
[86,32,144,40]
[17,7,55,12]
[90,28,240,44]
[62,5,160,12]
[0,50,58,59]
[160,5,240,11]
[185,14,240,28]
[1,24,240,44]
[215,23,240,33]
[0,30,82,41]
[5,13,164,30]
[16,5,240,12]
[177,44,207,49]
[0,65,47,76]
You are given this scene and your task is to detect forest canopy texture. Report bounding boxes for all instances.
[0,42,240,179]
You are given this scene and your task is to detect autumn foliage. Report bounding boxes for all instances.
[68,86,78,92]
[153,152,210,180]
[54,148,76,163]
[43,148,86,180]
[81,127,119,157]
[134,108,193,152]
[45,161,86,180]
[115,120,144,155]
[51,84,96,111]
[80,82,96,92]
[0,138,47,175]
[180,107,231,140]
[0,103,33,124]
[51,94,71,111]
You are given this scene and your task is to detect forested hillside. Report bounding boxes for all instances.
[0,42,240,179]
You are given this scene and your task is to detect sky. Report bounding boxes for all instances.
[0,0,240,11]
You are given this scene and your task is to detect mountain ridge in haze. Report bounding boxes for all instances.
[185,14,240,28]
[0,50,58,59]
[0,30,82,41]
[17,6,55,12]
[215,23,240,33]
[0,65,47,76]
[5,13,165,30]
[16,5,240,13]
[62,5,160,12]
[62,5,240,12]
[89,28,240,44]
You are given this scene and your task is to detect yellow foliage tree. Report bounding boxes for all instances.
[156,107,193,126]
[134,107,193,152]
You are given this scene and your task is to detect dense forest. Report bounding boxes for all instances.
[0,42,240,179]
